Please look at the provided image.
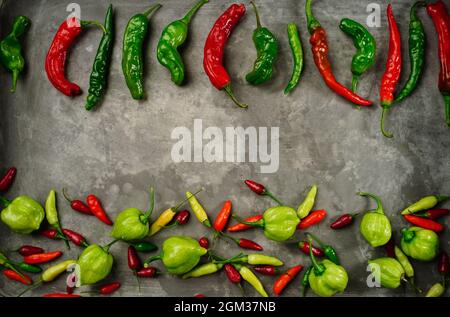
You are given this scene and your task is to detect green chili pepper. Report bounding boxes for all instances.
[358,192,392,247]
[394,246,414,279]
[45,190,69,249]
[233,264,268,297]
[77,243,115,285]
[301,266,312,297]
[245,1,279,85]
[401,195,450,215]
[182,262,223,279]
[234,254,284,267]
[339,18,376,93]
[297,185,317,219]
[425,283,445,297]
[0,16,31,93]
[86,5,114,111]
[129,241,158,253]
[401,227,439,262]
[0,195,45,234]
[394,1,426,103]
[307,233,340,265]
[42,260,77,283]
[368,257,405,289]
[284,22,304,94]
[122,4,162,100]
[17,262,42,274]
[157,0,208,86]
[144,236,207,275]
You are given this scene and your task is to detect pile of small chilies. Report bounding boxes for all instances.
[0,167,448,297]
[1,1,450,138]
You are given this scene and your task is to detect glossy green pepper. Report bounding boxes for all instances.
[400,227,439,261]
[0,16,31,93]
[0,195,44,234]
[358,192,392,247]
[144,236,207,275]
[157,0,208,86]
[368,257,405,289]
[245,1,279,85]
[111,187,155,241]
[77,243,115,285]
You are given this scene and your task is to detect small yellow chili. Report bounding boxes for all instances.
[236,264,268,297]
[297,185,317,219]
[186,191,211,227]
[42,260,77,282]
[148,208,176,236]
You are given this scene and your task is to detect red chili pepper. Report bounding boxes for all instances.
[297,209,327,230]
[62,188,93,216]
[305,0,372,107]
[273,265,303,296]
[385,236,396,258]
[40,228,59,240]
[420,209,449,219]
[244,180,283,205]
[43,293,81,298]
[298,241,324,257]
[128,246,142,271]
[213,200,232,232]
[174,210,190,225]
[0,167,17,192]
[330,213,357,229]
[86,194,113,225]
[203,3,248,108]
[17,245,44,256]
[136,267,157,278]
[99,282,121,295]
[194,294,205,298]
[438,250,449,276]
[45,17,104,96]
[224,264,241,284]
[23,251,62,264]
[3,269,32,285]
[198,237,209,249]
[237,238,263,251]
[380,4,402,138]
[253,265,279,276]
[62,228,89,247]
[403,214,444,232]
[227,215,263,232]
[427,0,450,125]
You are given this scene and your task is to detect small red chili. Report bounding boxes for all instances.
[17,245,45,257]
[273,265,303,296]
[213,200,232,232]
[3,269,32,285]
[127,246,142,272]
[62,188,93,216]
[194,294,205,298]
[253,265,279,276]
[40,228,59,240]
[244,180,283,205]
[174,210,190,225]
[420,209,449,219]
[62,228,89,247]
[237,238,263,251]
[298,241,324,257]
[0,167,17,192]
[136,267,157,278]
[297,209,327,230]
[227,215,263,232]
[403,214,444,232]
[99,282,121,295]
[330,213,357,229]
[43,293,82,298]
[86,194,113,225]
[23,251,62,264]
[385,236,396,258]
[224,264,241,284]
[438,250,449,276]
[198,237,209,249]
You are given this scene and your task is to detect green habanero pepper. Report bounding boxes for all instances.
[157,0,208,86]
[425,283,445,297]
[86,5,114,111]
[400,227,439,261]
[122,4,162,100]
[45,190,69,249]
[0,16,31,93]
[233,264,268,297]
[368,257,405,289]
[77,243,115,285]
[111,187,155,241]
[307,233,340,265]
[255,206,300,242]
[144,236,207,275]
[394,1,426,103]
[284,22,304,94]
[339,18,376,93]
[307,240,348,297]
[0,195,45,234]
[401,195,450,215]
[182,262,223,279]
[358,192,392,247]
[297,185,317,219]
[245,1,279,85]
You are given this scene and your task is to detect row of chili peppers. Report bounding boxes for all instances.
[2,1,449,137]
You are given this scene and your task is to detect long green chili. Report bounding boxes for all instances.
[284,22,304,94]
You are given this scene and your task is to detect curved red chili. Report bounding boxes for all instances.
[204,3,248,108]
[380,4,402,138]
[224,263,241,284]
[62,188,93,216]
[213,200,232,232]
[0,167,17,192]
[86,194,113,225]
[23,251,62,264]
[297,209,327,230]
[330,213,357,229]
[62,228,89,247]
[3,269,32,285]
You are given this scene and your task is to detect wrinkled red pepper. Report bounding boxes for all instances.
[0,167,17,192]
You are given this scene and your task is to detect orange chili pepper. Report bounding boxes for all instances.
[273,265,303,296]
[297,210,327,230]
[213,200,232,232]
[3,269,32,285]
[228,215,263,232]
[23,251,62,264]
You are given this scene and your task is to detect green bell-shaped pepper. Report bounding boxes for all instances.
[263,206,300,241]
[111,188,155,241]
[400,227,439,261]
[368,257,405,289]
[0,195,45,234]
[144,236,207,275]
[77,244,114,285]
[358,192,392,247]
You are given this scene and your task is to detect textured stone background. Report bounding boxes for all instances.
[0,0,449,297]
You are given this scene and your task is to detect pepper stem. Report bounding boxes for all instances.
[0,196,11,207]
[144,255,162,267]
[445,96,450,126]
[436,195,450,203]
[62,188,73,203]
[401,228,415,243]
[17,279,43,297]
[305,0,321,33]
[182,0,208,24]
[308,237,325,276]
[380,107,394,138]
[103,239,120,252]
[212,253,245,265]
[142,187,155,222]
[351,75,359,93]
[250,1,262,29]
[357,192,385,214]
[80,20,107,34]
[10,70,18,93]
[224,85,248,109]
[306,232,324,249]
[264,191,284,206]
[217,231,239,246]
[411,1,426,21]
[143,3,162,18]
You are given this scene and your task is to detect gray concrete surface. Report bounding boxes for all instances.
[0,0,449,297]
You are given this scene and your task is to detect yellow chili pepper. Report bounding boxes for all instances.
[149,208,176,236]
[394,246,414,279]
[297,185,317,219]
[425,283,445,297]
[235,264,268,297]
[42,260,77,282]
[186,191,211,227]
